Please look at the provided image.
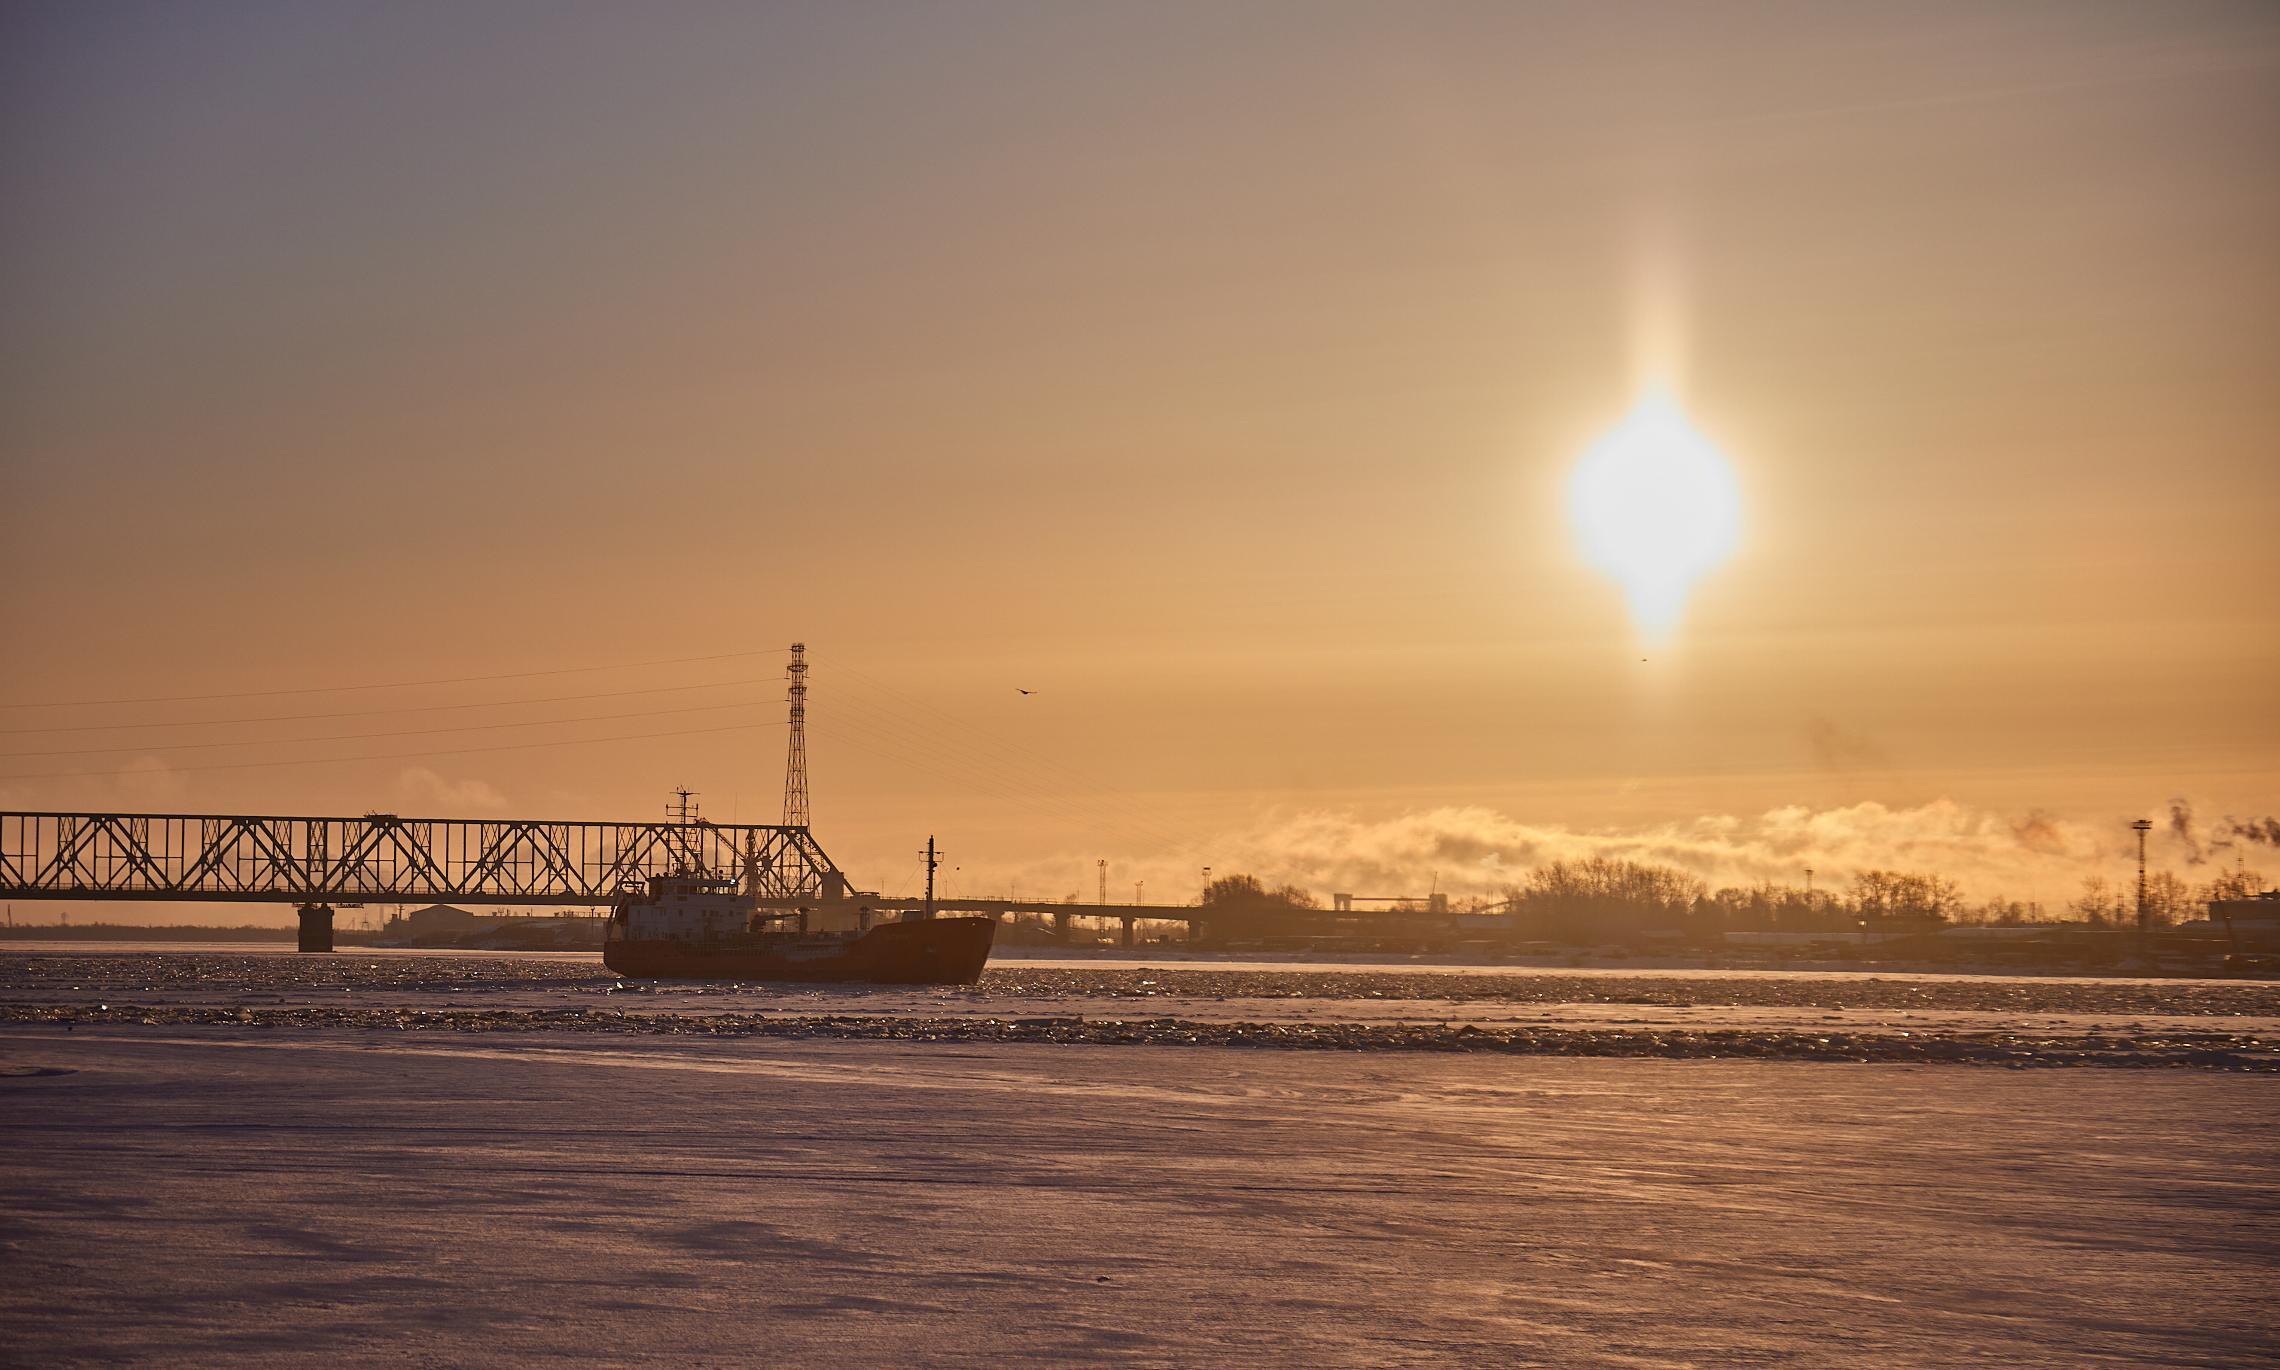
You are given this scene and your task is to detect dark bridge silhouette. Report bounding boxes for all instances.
[0,808,1456,951]
[0,809,846,949]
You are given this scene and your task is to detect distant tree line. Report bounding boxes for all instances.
[1193,857,2267,940]
[2065,866,2265,928]
[1493,858,2268,936]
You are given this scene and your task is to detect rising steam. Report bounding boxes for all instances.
[1002,798,2270,906]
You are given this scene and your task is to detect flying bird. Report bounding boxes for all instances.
[1017,688,1036,696]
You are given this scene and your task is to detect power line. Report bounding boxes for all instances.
[820,699,1193,853]
[813,701,1185,849]
[0,720,785,781]
[0,643,1205,861]
[806,711,1191,856]
[0,647,789,710]
[0,676,775,737]
[0,696,768,759]
[825,666,1199,850]
[834,660,1190,837]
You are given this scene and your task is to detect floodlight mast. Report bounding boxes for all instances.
[2131,817,2154,946]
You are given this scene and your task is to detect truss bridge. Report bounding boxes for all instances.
[0,809,845,949]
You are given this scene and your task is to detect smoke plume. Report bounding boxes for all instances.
[2222,816,2280,848]
[2169,798,2205,864]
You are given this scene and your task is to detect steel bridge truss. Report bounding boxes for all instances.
[0,811,845,906]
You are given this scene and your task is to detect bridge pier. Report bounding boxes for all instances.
[1053,911,1072,942]
[296,904,335,953]
[1120,916,1136,948]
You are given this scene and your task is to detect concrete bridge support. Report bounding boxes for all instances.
[296,904,335,953]
[1053,910,1072,942]
[1120,916,1136,948]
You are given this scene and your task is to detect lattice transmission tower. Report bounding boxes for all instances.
[783,643,810,828]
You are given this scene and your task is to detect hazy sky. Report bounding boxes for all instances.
[3,1,2276,912]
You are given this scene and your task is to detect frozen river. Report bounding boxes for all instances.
[3,947,2275,1066]
[4,1030,2277,1367]
[2,950,2277,1365]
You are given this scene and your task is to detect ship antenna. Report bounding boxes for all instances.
[669,786,703,876]
[921,836,939,921]
[783,642,810,828]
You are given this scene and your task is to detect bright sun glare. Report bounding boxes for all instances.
[1568,388,1741,644]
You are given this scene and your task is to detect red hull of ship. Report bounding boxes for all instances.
[603,915,995,986]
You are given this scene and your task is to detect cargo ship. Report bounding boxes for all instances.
[601,836,995,985]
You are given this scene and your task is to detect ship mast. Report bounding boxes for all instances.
[920,836,939,921]
[668,786,703,877]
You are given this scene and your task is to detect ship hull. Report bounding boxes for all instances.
[603,914,996,985]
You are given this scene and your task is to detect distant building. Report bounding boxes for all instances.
[2209,892,2280,923]
[398,904,482,937]
[2203,893,2280,950]
[376,903,604,950]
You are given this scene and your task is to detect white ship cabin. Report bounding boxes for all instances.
[610,872,869,940]
[611,873,766,941]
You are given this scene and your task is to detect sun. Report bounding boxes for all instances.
[1568,388,1741,643]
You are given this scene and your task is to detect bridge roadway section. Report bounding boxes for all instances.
[850,896,1453,947]
[1,809,1453,949]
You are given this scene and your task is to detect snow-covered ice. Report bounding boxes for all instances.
[1,951,2276,1365]
[4,950,2273,1066]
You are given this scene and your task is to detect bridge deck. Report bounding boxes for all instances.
[850,896,1452,927]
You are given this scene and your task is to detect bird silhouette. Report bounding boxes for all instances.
[1017,688,1036,695]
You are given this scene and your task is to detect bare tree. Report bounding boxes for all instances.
[2071,876,2117,926]
[1851,870,1962,922]
[2142,870,2194,926]
[1200,874,1318,909]
[2201,867,2269,904]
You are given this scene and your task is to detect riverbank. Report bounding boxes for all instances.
[3,931,2269,980]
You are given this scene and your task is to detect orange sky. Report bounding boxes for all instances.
[2,1,2276,918]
